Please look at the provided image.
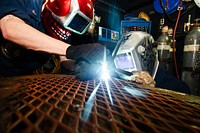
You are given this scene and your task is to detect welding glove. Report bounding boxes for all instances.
[74,61,101,81]
[118,70,156,87]
[130,71,156,87]
[66,43,110,64]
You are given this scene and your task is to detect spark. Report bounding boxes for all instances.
[123,86,147,98]
[105,79,113,105]
[100,61,111,80]
[82,83,100,121]
[82,47,114,122]
[100,61,113,105]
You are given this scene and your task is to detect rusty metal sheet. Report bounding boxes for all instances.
[0,74,200,133]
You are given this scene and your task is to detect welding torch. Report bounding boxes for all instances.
[101,34,134,79]
[111,34,135,77]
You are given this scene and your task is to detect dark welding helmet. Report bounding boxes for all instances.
[41,0,94,42]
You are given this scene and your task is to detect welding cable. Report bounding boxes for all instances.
[180,3,196,17]
[159,0,195,79]
[172,0,183,79]
[159,0,176,22]
[159,0,196,23]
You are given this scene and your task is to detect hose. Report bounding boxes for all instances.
[172,0,183,79]
[159,0,196,23]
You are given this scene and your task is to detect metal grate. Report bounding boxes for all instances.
[0,74,200,133]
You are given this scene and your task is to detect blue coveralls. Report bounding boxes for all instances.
[0,0,50,76]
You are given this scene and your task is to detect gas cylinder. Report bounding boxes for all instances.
[157,25,170,60]
[181,18,200,95]
[168,27,175,61]
[168,27,175,74]
[157,25,173,74]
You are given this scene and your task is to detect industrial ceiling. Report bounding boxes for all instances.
[95,0,153,14]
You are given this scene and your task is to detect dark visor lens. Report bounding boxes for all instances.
[68,14,90,33]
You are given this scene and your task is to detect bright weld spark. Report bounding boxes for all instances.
[82,83,100,121]
[83,47,113,121]
[105,79,113,105]
[101,61,111,80]
[101,61,113,105]
[123,86,147,98]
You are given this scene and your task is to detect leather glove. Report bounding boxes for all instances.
[66,43,109,64]
[74,61,101,81]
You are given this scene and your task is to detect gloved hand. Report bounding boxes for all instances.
[66,43,109,64]
[118,70,156,87]
[74,61,102,81]
[130,71,156,87]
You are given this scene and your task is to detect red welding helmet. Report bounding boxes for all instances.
[41,0,94,41]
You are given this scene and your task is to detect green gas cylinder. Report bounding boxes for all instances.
[182,19,200,95]
[157,25,174,74]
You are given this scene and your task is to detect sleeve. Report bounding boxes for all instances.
[155,66,191,94]
[0,0,43,26]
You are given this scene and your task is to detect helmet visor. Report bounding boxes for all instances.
[65,11,91,34]
[52,10,92,35]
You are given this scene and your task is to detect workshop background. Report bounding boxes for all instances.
[1,0,200,133]
[72,0,200,95]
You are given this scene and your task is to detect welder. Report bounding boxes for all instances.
[114,31,191,94]
[0,0,110,79]
[0,0,191,95]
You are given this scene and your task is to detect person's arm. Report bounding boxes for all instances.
[0,14,69,56]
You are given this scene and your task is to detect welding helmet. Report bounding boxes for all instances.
[114,31,159,79]
[41,0,94,42]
